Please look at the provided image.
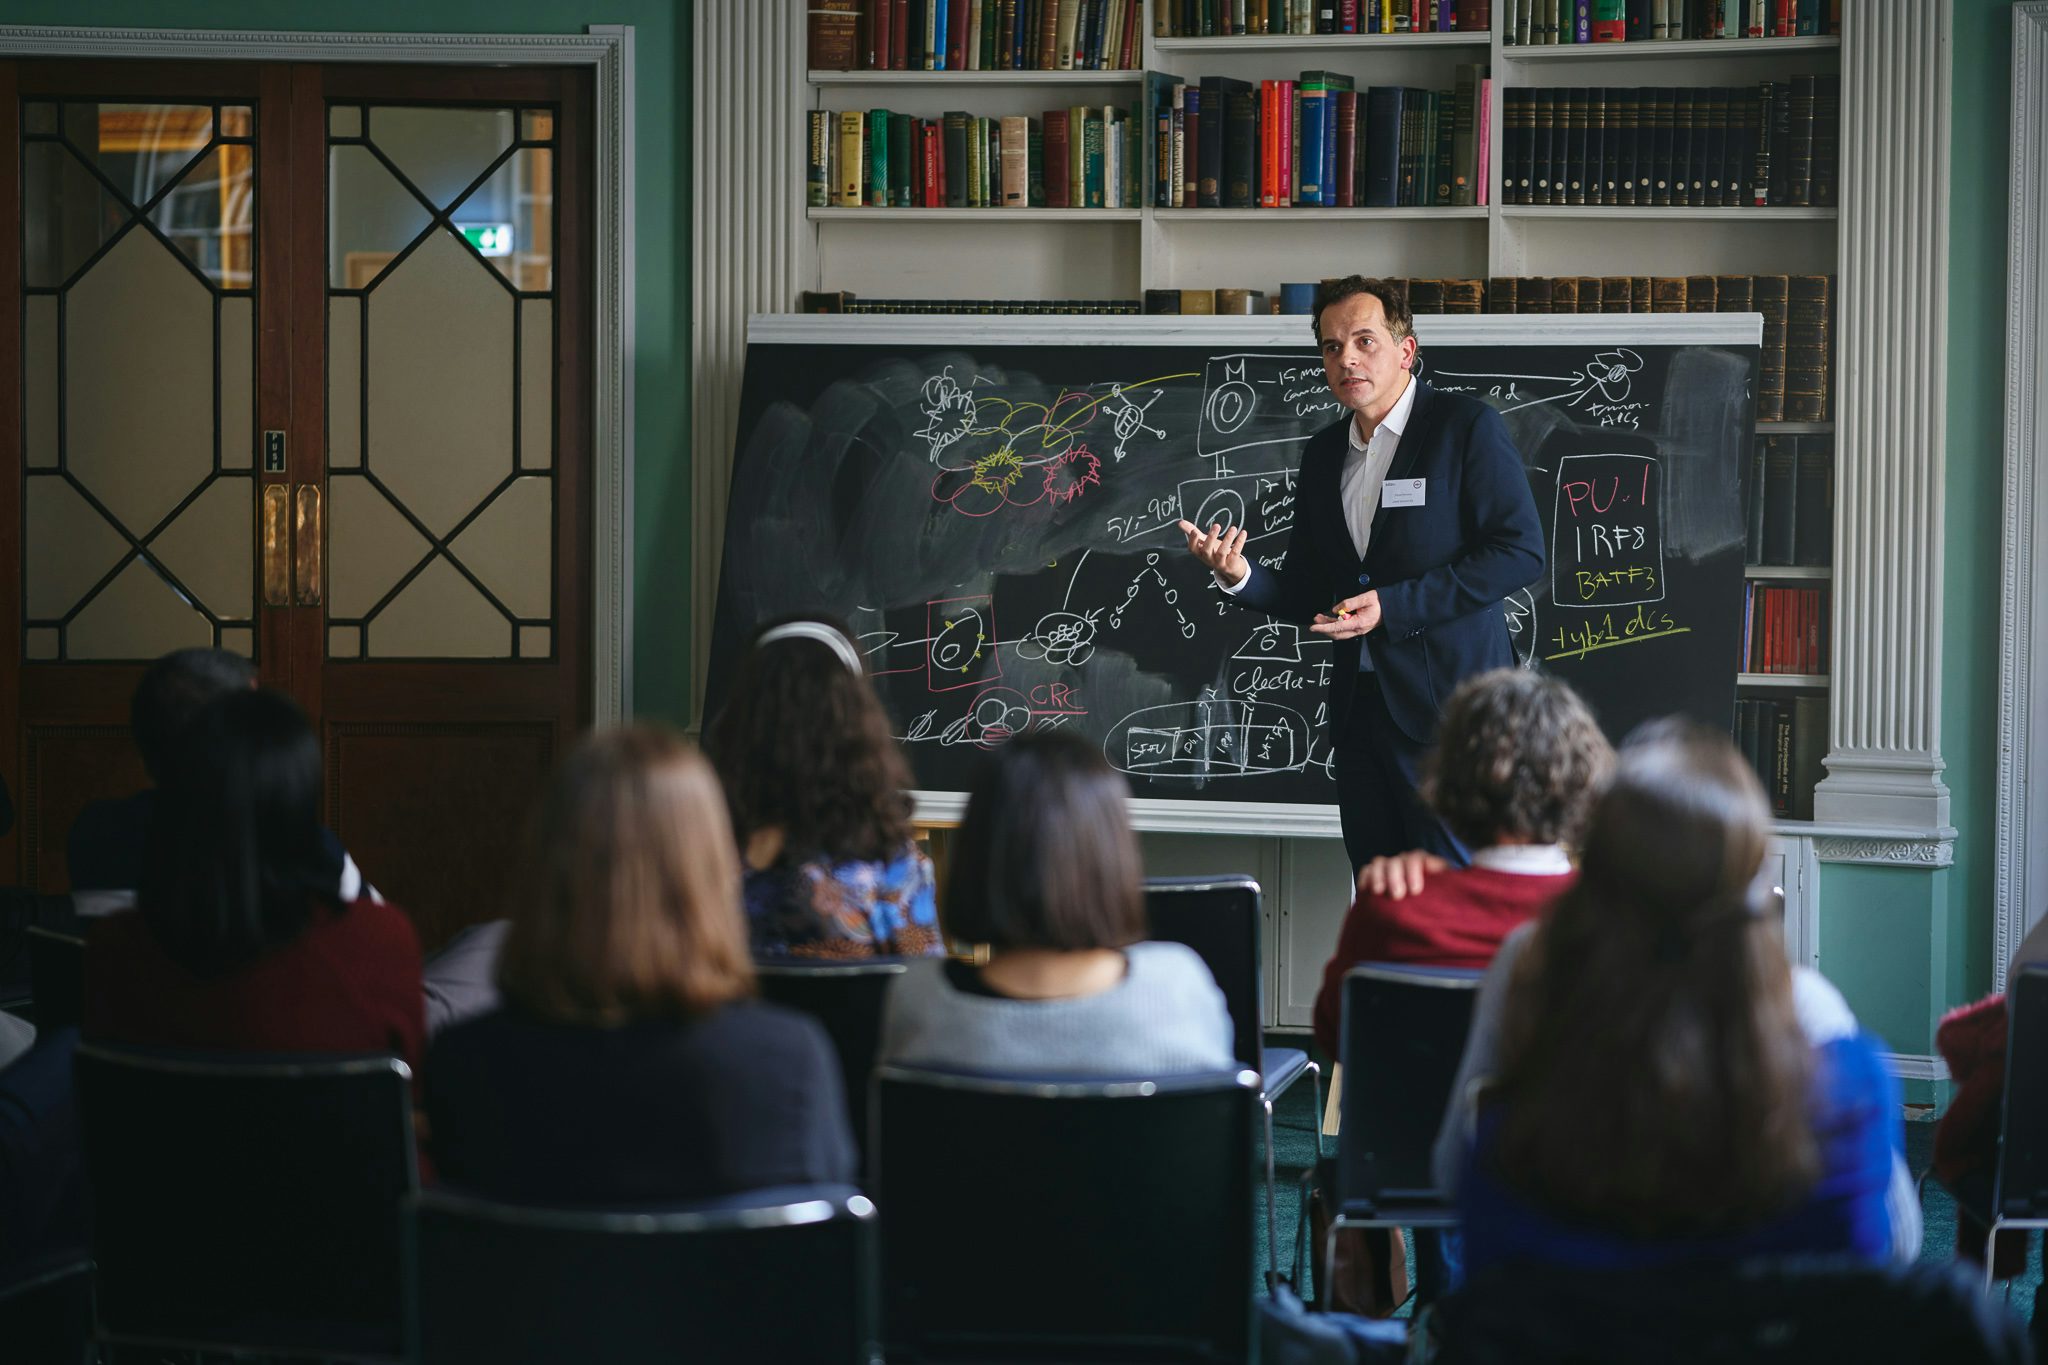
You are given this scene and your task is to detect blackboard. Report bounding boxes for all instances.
[709,314,1759,833]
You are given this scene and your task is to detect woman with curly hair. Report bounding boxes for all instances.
[704,617,941,960]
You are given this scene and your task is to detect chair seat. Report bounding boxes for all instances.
[1262,1045,1310,1100]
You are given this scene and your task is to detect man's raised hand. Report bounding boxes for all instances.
[1177,519,1251,587]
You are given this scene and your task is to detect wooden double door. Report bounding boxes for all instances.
[0,59,594,946]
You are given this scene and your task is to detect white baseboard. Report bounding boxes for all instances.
[1883,1052,1951,1082]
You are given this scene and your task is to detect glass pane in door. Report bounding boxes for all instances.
[19,100,258,661]
[326,104,557,660]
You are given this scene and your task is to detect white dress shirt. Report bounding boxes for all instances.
[1217,370,1418,593]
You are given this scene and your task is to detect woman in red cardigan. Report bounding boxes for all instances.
[84,688,424,1070]
[1311,667,1612,1061]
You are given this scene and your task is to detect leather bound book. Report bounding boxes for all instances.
[1782,72,1816,206]
[1551,276,1580,313]
[1531,88,1555,206]
[1216,288,1268,314]
[1686,275,1717,312]
[1143,288,1182,314]
[1520,275,1554,314]
[1672,87,1695,207]
[1650,276,1687,313]
[1565,87,1588,206]
[1488,275,1519,313]
[809,0,861,68]
[1227,86,1260,207]
[999,115,1030,206]
[1408,278,1446,313]
[1180,288,1217,314]
[890,110,915,205]
[1760,436,1797,565]
[1786,274,1830,420]
[1363,85,1405,208]
[1812,72,1840,206]
[1701,86,1727,204]
[1333,90,1359,207]
[1601,276,1631,312]
[1595,86,1617,204]
[1444,278,1484,313]
[1630,275,1651,313]
[1043,109,1071,207]
[1452,64,1480,205]
[1199,76,1250,207]
[1792,436,1834,567]
[1572,277,1599,313]
[1616,86,1640,206]
[1651,87,1676,208]
[1715,274,1753,314]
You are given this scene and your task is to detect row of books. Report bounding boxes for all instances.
[1502,78,1837,208]
[808,106,1142,209]
[1153,69,1488,208]
[1735,694,1826,822]
[799,292,1145,312]
[809,0,1144,72]
[1152,0,1491,34]
[1742,584,1829,675]
[1504,0,1838,44]
[1747,435,1831,568]
[1484,273,1831,421]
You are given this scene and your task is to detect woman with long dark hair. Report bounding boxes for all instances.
[84,688,424,1066]
[704,617,940,959]
[1433,721,1919,1271]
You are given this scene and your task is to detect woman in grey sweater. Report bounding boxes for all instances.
[878,732,1234,1076]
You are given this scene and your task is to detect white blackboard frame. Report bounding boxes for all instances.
[745,310,1764,837]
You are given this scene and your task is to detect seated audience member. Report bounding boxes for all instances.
[83,689,424,1069]
[1311,668,1611,1059]
[66,648,372,908]
[1433,721,1920,1275]
[67,647,498,1035]
[423,727,856,1205]
[0,1027,85,1283]
[704,617,940,959]
[878,731,1234,1076]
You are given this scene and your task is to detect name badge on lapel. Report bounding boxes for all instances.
[1381,478,1426,509]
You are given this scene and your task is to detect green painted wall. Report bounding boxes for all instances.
[5,1,697,723]
[1815,0,2013,1075]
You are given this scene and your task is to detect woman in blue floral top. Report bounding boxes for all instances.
[706,617,943,960]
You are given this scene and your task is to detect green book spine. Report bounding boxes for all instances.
[807,109,829,208]
[1028,121,1047,205]
[1083,111,1105,206]
[967,114,985,206]
[866,109,889,206]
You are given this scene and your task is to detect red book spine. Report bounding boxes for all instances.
[947,0,969,68]
[1339,0,1359,31]
[1477,77,1491,205]
[1458,0,1491,31]
[1279,79,1295,208]
[1045,109,1071,206]
[1761,590,1778,672]
[891,0,910,67]
[918,121,934,205]
[1120,0,1141,66]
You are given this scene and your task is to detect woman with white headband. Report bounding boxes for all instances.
[704,616,942,960]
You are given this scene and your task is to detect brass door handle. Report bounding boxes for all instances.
[262,484,290,606]
[293,484,323,606]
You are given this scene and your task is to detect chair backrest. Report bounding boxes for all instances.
[874,1064,1259,1363]
[755,958,906,1164]
[412,1186,878,1365]
[1432,1256,2033,1365]
[26,928,84,1031]
[1336,963,1483,1218]
[1995,964,2048,1217]
[73,1043,417,1359]
[1144,876,1263,1071]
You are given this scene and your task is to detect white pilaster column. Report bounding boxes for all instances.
[691,2,810,719]
[1814,0,1956,836]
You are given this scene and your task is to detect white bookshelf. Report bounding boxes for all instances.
[786,8,1847,1025]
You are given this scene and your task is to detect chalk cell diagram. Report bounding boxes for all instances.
[1105,699,1311,778]
[926,596,1001,693]
[917,364,1194,517]
[1176,470,1297,547]
[1015,609,1100,667]
[1234,622,1305,664]
[1196,353,1337,463]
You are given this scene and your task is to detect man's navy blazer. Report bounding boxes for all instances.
[1226,379,1546,745]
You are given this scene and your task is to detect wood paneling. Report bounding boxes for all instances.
[23,724,146,891]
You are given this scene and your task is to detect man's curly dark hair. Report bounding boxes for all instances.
[1420,668,1613,849]
[702,615,914,864]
